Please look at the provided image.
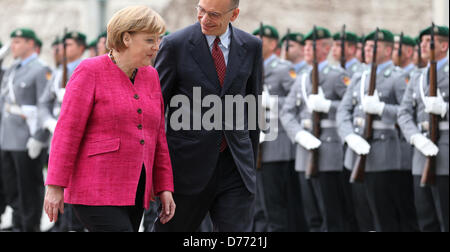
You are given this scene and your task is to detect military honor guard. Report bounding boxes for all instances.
[0,28,51,232]
[254,25,307,232]
[281,27,355,232]
[398,25,449,232]
[337,29,420,232]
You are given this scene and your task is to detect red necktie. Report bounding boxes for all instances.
[212,37,228,152]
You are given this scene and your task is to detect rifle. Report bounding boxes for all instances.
[0,43,11,84]
[284,28,291,60]
[421,23,439,187]
[62,28,68,89]
[417,38,423,68]
[350,28,380,183]
[396,32,404,67]
[305,26,320,180]
[340,25,347,69]
[361,33,366,64]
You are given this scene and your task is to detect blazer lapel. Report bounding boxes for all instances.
[221,25,247,97]
[189,23,221,95]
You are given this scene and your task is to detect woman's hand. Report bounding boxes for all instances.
[159,191,176,224]
[44,185,65,223]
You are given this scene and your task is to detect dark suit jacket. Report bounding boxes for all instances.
[155,22,263,195]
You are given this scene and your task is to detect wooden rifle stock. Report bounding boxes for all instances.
[62,28,68,89]
[340,25,347,69]
[306,26,321,179]
[421,23,439,187]
[350,28,379,183]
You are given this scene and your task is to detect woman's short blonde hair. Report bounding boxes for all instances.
[106,5,166,51]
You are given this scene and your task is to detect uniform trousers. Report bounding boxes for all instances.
[414,175,449,232]
[365,171,419,232]
[1,150,45,232]
[260,160,308,232]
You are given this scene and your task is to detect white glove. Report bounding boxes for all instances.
[259,132,266,143]
[26,138,44,160]
[345,133,371,155]
[57,88,66,103]
[295,130,322,150]
[308,89,332,113]
[362,91,385,116]
[410,133,439,157]
[424,92,448,118]
[44,118,58,134]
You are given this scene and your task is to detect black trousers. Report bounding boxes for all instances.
[154,148,255,232]
[365,171,419,232]
[260,161,308,232]
[73,168,146,232]
[1,150,44,232]
[252,169,269,232]
[310,172,348,232]
[0,150,5,218]
[414,175,449,232]
[298,172,323,232]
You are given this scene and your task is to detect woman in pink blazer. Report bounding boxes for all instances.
[43,6,175,232]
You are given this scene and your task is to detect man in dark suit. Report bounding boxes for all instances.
[154,0,263,232]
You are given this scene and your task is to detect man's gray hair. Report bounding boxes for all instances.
[231,0,240,8]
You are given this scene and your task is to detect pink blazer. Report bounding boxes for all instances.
[45,55,174,209]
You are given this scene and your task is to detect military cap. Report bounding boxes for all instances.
[52,37,61,47]
[419,25,449,39]
[87,39,98,49]
[394,34,416,47]
[35,37,43,48]
[64,31,87,46]
[97,31,107,40]
[414,36,421,45]
[252,25,279,40]
[304,27,332,41]
[332,31,359,43]
[162,31,170,37]
[364,29,394,43]
[10,28,37,40]
[281,32,305,45]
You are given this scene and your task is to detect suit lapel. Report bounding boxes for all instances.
[221,25,247,97]
[189,23,221,95]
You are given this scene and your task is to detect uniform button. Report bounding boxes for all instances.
[137,124,143,130]
[381,134,385,140]
[137,108,142,114]
[134,94,139,100]
[140,140,145,145]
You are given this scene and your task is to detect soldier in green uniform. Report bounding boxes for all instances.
[0,28,51,232]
